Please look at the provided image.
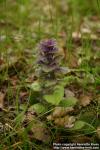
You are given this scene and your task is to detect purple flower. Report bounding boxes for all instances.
[39,39,58,53]
[37,39,62,79]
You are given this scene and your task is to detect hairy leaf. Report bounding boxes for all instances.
[44,86,64,105]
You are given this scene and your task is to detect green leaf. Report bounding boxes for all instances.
[79,111,100,128]
[60,76,75,87]
[72,121,85,130]
[45,80,57,87]
[29,103,47,114]
[60,97,78,107]
[29,91,42,105]
[14,111,25,126]
[14,105,27,126]
[44,85,64,105]
[71,120,96,132]
[29,81,41,92]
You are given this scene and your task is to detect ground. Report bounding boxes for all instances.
[0,0,100,150]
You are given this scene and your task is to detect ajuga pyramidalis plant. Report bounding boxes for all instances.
[36,39,63,82]
[33,39,67,105]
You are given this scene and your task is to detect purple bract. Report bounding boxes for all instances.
[39,39,58,53]
[37,39,62,77]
